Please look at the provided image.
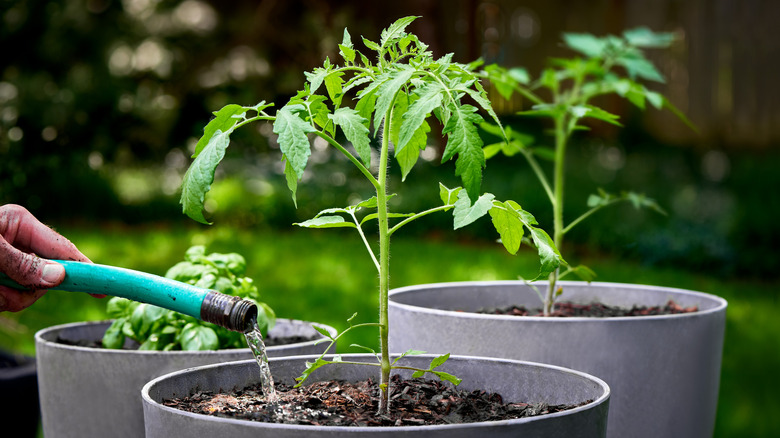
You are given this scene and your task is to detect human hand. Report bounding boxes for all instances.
[0,204,95,312]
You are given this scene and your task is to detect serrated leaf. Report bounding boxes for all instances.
[439,183,462,205]
[283,158,299,208]
[489,201,525,254]
[324,71,345,107]
[295,216,356,229]
[180,129,231,224]
[339,29,355,62]
[362,37,380,52]
[453,190,495,230]
[397,82,442,153]
[373,66,416,135]
[194,105,248,157]
[313,325,335,340]
[380,16,419,48]
[396,119,429,180]
[429,353,450,369]
[441,104,486,201]
[305,67,329,95]
[529,227,565,280]
[273,107,316,180]
[330,107,371,166]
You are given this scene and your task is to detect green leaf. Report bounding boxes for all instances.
[432,371,462,385]
[623,27,675,48]
[563,32,607,57]
[441,104,486,201]
[193,104,248,156]
[396,119,429,180]
[362,37,380,52]
[339,29,355,62]
[180,129,231,224]
[488,201,526,255]
[570,265,597,282]
[101,318,127,349]
[273,106,316,180]
[453,190,495,230]
[380,16,419,48]
[429,353,450,369]
[304,67,329,95]
[324,71,345,107]
[283,158,299,208]
[397,82,442,153]
[329,107,371,166]
[529,227,566,280]
[295,215,357,229]
[439,183,462,205]
[617,56,665,83]
[178,324,219,351]
[373,66,416,135]
[295,358,332,387]
[573,105,623,126]
[105,297,133,318]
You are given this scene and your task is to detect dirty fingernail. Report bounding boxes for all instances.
[41,263,64,284]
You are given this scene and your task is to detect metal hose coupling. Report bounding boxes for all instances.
[200,291,258,332]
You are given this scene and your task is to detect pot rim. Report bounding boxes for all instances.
[388,280,727,323]
[34,319,336,356]
[141,353,610,431]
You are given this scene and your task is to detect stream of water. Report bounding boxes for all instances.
[243,318,278,402]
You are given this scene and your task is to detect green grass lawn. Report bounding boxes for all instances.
[0,223,777,437]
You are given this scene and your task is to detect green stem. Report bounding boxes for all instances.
[348,210,380,272]
[547,113,568,316]
[562,200,620,235]
[387,205,453,236]
[314,131,379,189]
[520,149,555,205]
[376,114,392,414]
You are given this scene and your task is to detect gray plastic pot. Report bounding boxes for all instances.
[388,281,727,438]
[142,354,610,437]
[35,318,336,438]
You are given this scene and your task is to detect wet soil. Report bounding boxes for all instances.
[479,299,698,317]
[163,374,590,426]
[55,333,317,349]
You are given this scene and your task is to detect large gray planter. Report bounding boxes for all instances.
[35,318,336,438]
[388,281,727,438]
[142,354,610,437]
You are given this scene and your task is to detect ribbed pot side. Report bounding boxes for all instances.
[388,281,727,438]
[35,319,336,438]
[142,354,610,438]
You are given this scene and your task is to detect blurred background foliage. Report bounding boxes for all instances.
[1,0,779,436]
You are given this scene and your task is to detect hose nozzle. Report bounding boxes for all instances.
[200,291,258,333]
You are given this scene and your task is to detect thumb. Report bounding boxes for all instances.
[0,241,66,290]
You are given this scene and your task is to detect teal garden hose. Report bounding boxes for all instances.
[0,260,257,332]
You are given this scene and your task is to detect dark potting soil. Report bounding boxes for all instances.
[163,374,590,427]
[54,333,317,350]
[479,299,698,317]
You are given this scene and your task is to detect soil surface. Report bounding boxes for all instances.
[55,333,317,349]
[163,374,590,427]
[479,299,698,317]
